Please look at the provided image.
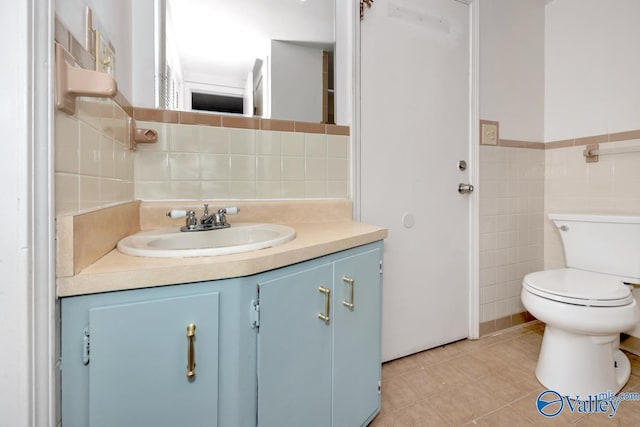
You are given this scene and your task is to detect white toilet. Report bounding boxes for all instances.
[521,213,640,398]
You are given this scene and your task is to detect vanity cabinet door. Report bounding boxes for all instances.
[87,292,220,427]
[257,263,333,427]
[332,248,382,427]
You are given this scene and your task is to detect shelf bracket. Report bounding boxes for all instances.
[55,43,117,115]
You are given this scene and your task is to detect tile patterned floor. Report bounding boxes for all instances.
[371,322,640,426]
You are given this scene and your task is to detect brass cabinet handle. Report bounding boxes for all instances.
[342,276,355,309]
[186,323,196,379]
[318,286,331,323]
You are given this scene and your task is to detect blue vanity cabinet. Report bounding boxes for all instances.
[256,263,335,427]
[88,293,220,427]
[256,242,383,427]
[60,241,383,427]
[61,278,258,427]
[332,247,382,427]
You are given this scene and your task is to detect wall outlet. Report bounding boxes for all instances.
[480,120,499,146]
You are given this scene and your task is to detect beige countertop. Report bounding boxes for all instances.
[57,221,387,297]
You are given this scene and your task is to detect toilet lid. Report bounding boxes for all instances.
[523,268,634,307]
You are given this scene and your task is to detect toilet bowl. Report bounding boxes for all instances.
[521,214,640,398]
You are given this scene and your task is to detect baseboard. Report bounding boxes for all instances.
[479,311,537,336]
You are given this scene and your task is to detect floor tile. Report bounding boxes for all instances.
[373,323,640,427]
[465,405,536,426]
[393,400,453,427]
[381,376,421,412]
[422,380,505,426]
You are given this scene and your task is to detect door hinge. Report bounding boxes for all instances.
[82,327,90,365]
[251,299,260,329]
[378,380,381,394]
[379,259,383,274]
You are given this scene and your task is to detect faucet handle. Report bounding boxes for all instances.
[166,209,188,218]
[203,204,209,216]
[221,207,239,215]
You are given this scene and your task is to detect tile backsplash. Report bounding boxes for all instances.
[55,98,135,215]
[133,121,350,200]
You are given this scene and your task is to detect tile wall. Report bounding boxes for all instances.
[544,139,640,269]
[479,146,545,327]
[133,121,350,200]
[55,98,135,215]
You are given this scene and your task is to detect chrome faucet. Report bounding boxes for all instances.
[166,205,240,232]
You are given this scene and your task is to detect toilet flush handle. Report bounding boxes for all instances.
[558,225,569,231]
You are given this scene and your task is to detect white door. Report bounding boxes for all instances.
[360,0,474,361]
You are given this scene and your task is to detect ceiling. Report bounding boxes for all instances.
[167,0,335,85]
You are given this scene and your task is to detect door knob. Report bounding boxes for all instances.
[458,183,474,194]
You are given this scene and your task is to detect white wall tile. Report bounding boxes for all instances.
[229,128,256,154]
[281,132,305,156]
[305,134,327,157]
[544,140,640,271]
[79,122,101,176]
[55,98,135,215]
[229,155,256,180]
[327,135,349,158]
[55,111,79,174]
[229,181,256,199]
[170,124,200,152]
[257,157,282,181]
[305,158,327,181]
[327,158,348,180]
[132,124,350,201]
[135,152,170,181]
[55,173,79,214]
[327,180,348,198]
[201,181,229,199]
[256,131,282,155]
[170,181,201,199]
[135,181,170,200]
[305,181,327,198]
[479,145,545,321]
[200,154,229,180]
[282,181,305,199]
[100,134,115,178]
[256,182,282,199]
[282,157,305,181]
[169,153,200,180]
[199,126,230,153]
[79,175,100,211]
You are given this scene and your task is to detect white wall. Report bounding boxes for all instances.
[131,0,156,107]
[335,0,353,125]
[270,40,323,122]
[480,0,545,141]
[545,0,640,141]
[56,0,133,101]
[0,1,36,425]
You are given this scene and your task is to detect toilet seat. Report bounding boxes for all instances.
[523,268,634,307]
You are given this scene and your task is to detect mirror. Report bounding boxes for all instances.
[163,0,336,124]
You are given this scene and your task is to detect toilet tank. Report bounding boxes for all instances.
[550,213,640,280]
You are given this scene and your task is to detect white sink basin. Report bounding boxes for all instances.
[117,223,296,258]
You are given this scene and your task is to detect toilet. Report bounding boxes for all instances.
[521,213,640,398]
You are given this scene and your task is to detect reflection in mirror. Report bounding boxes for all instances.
[161,0,335,124]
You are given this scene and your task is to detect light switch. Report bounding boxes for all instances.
[480,120,499,146]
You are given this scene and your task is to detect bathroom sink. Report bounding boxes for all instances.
[117,223,296,258]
